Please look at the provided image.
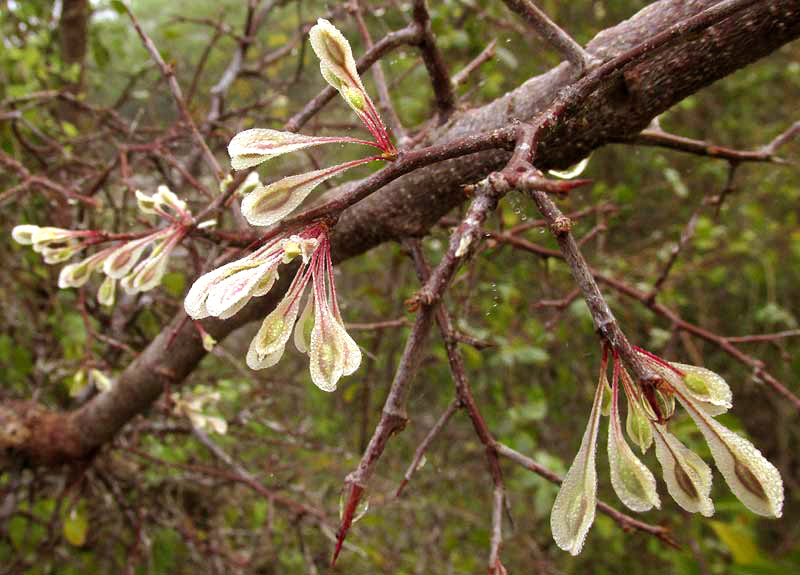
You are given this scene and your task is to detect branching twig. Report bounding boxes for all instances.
[724,329,800,344]
[478,213,800,410]
[333,293,435,565]
[207,0,280,123]
[647,204,701,301]
[762,120,800,155]
[408,238,509,573]
[125,5,224,181]
[333,182,507,565]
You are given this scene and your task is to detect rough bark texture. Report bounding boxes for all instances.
[4,0,799,466]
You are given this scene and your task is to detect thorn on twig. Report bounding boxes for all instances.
[395,478,410,498]
[489,559,509,575]
[405,295,422,313]
[332,483,365,566]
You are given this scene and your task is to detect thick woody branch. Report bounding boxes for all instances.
[5,0,799,466]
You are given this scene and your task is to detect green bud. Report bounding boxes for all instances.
[282,240,302,262]
[626,399,653,453]
[600,374,612,417]
[219,173,234,194]
[202,333,217,353]
[684,372,709,396]
[342,86,366,112]
[98,276,116,307]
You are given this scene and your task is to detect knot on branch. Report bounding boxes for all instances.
[463,171,510,198]
[550,215,572,235]
[0,404,31,450]
[0,402,85,466]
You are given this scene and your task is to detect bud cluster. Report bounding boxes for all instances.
[185,224,360,391]
[191,18,394,387]
[551,347,784,555]
[171,388,228,435]
[12,185,194,307]
[227,19,396,229]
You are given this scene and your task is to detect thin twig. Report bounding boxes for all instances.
[501,0,595,73]
[349,1,408,145]
[333,294,436,565]
[489,483,507,575]
[647,204,701,300]
[285,22,423,132]
[408,238,509,573]
[452,39,497,88]
[762,120,800,155]
[125,5,224,181]
[479,213,800,410]
[412,0,456,122]
[345,318,411,330]
[632,129,790,164]
[495,442,678,547]
[723,329,800,344]
[125,443,327,522]
[596,273,800,411]
[334,184,507,565]
[396,399,459,497]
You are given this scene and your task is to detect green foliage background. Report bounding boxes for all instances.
[1,1,799,573]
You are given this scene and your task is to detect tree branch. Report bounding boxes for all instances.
[5,0,799,467]
[501,0,595,73]
[495,442,678,547]
[125,5,224,181]
[412,0,456,122]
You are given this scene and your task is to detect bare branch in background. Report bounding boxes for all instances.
[412,0,456,122]
[125,5,224,181]
[501,0,596,73]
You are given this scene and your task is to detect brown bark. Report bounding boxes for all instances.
[3,0,799,466]
[58,0,90,123]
